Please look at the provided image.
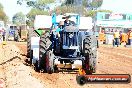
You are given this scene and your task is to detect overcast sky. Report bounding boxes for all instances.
[1,0,132,21]
[101,0,132,13]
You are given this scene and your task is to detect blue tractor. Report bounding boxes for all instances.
[36,13,98,74]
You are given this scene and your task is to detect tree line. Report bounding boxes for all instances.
[0,3,8,24]
[14,0,111,27]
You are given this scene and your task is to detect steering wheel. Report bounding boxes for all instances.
[69,21,76,26]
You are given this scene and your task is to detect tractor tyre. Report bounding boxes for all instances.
[34,60,40,72]
[83,35,97,74]
[46,50,54,74]
[27,31,30,58]
[39,31,53,73]
[27,29,38,63]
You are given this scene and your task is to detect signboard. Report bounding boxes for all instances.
[96,12,130,21]
[96,20,132,28]
[109,13,123,20]
[96,12,132,28]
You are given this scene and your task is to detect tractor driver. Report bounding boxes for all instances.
[62,15,75,28]
[64,15,71,27]
[57,15,71,30]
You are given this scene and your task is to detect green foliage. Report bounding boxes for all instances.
[61,0,104,15]
[54,5,87,15]
[26,8,49,26]
[17,0,54,27]
[0,3,8,23]
[17,0,54,10]
[55,0,88,15]
[82,0,88,7]
[65,0,74,5]
[0,10,6,20]
[89,0,103,8]
[64,0,88,7]
[85,10,96,17]
[12,12,25,26]
[0,3,3,10]
[27,8,49,20]
[85,10,112,17]
[37,0,54,5]
[64,0,103,8]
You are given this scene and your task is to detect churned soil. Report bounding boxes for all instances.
[0,41,131,88]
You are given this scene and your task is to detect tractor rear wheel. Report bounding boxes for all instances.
[83,35,97,74]
[27,31,30,58]
[27,29,38,63]
[39,31,53,73]
[34,60,40,72]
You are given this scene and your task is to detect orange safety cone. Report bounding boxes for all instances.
[78,68,86,75]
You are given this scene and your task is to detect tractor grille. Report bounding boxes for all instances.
[63,32,78,46]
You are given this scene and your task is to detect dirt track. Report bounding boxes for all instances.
[0,41,132,88]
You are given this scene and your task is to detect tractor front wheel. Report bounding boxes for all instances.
[39,31,54,73]
[82,35,97,74]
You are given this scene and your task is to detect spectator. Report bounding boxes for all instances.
[127,30,132,45]
[113,30,120,47]
[2,30,6,41]
[62,15,75,28]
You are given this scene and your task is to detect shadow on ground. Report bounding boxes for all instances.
[20,54,27,57]
[19,53,31,66]
[19,53,79,74]
[0,56,21,65]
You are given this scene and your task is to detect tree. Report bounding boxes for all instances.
[86,10,112,17]
[54,5,87,16]
[0,3,3,10]
[17,0,55,27]
[0,10,6,20]
[59,0,89,15]
[17,0,55,26]
[12,12,25,26]
[64,0,75,5]
[17,0,54,10]
[63,0,87,6]
[89,0,103,10]
[0,3,8,23]
[83,0,88,7]
[26,8,49,26]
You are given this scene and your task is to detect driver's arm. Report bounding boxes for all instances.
[59,21,64,29]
